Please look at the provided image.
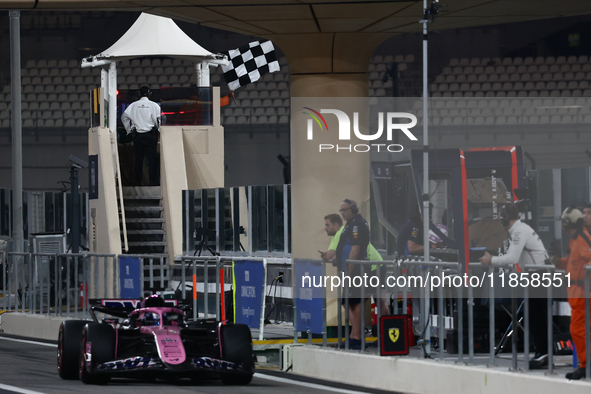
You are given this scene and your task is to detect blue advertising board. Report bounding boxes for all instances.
[294,259,324,334]
[119,256,141,298]
[232,260,265,329]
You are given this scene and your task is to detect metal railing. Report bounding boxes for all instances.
[3,252,117,317]
[311,257,590,382]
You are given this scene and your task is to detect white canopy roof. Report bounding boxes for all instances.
[81,12,227,67]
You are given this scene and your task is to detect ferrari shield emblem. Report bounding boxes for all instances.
[389,328,399,343]
[380,315,408,356]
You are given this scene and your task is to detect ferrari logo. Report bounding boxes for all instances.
[389,328,399,343]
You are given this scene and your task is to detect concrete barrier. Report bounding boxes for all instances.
[0,313,79,341]
[292,346,590,394]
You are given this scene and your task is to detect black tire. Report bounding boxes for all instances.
[79,323,115,385]
[219,324,255,385]
[57,320,90,379]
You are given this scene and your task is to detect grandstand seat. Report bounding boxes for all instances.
[278,115,289,123]
[552,72,563,81]
[280,91,290,99]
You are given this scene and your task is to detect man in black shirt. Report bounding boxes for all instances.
[336,198,370,349]
[397,205,435,256]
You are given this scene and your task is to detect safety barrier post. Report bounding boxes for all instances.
[192,258,197,320]
[103,255,108,301]
[511,266,518,371]
[219,259,225,322]
[7,254,11,312]
[392,261,399,315]
[115,255,119,298]
[204,260,209,318]
[56,253,61,316]
[181,257,186,300]
[585,266,591,380]
[322,260,327,348]
[488,265,495,366]
[468,264,474,364]
[337,275,342,348]
[376,262,382,352]
[402,262,408,324]
[83,254,88,318]
[547,270,554,375]
[523,270,530,372]
[2,251,6,311]
[458,271,463,363]
[74,254,79,319]
[360,262,365,352]
[66,255,72,317]
[344,264,350,350]
[438,265,444,360]
[27,253,33,314]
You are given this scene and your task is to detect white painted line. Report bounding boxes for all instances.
[254,373,371,394]
[0,383,46,394]
[0,336,56,348]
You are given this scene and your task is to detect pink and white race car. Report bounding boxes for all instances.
[57,295,255,385]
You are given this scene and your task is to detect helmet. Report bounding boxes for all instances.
[561,207,583,229]
[143,312,160,326]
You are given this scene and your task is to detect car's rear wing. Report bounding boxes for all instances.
[88,298,181,321]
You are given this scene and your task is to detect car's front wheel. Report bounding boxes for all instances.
[57,320,89,379]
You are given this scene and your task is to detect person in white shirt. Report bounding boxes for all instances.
[121,86,161,186]
[480,203,550,369]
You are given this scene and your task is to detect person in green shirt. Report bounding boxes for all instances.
[320,213,390,316]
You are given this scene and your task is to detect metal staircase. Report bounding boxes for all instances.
[119,186,169,291]
[121,186,167,255]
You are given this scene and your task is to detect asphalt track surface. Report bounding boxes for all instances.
[0,335,404,394]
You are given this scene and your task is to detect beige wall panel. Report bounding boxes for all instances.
[160,126,188,264]
[183,126,224,190]
[88,127,122,257]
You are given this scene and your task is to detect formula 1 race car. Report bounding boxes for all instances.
[57,295,255,385]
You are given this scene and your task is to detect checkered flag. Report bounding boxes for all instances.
[222,40,280,90]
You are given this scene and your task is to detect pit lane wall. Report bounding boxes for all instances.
[1,313,72,341]
[292,346,591,394]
